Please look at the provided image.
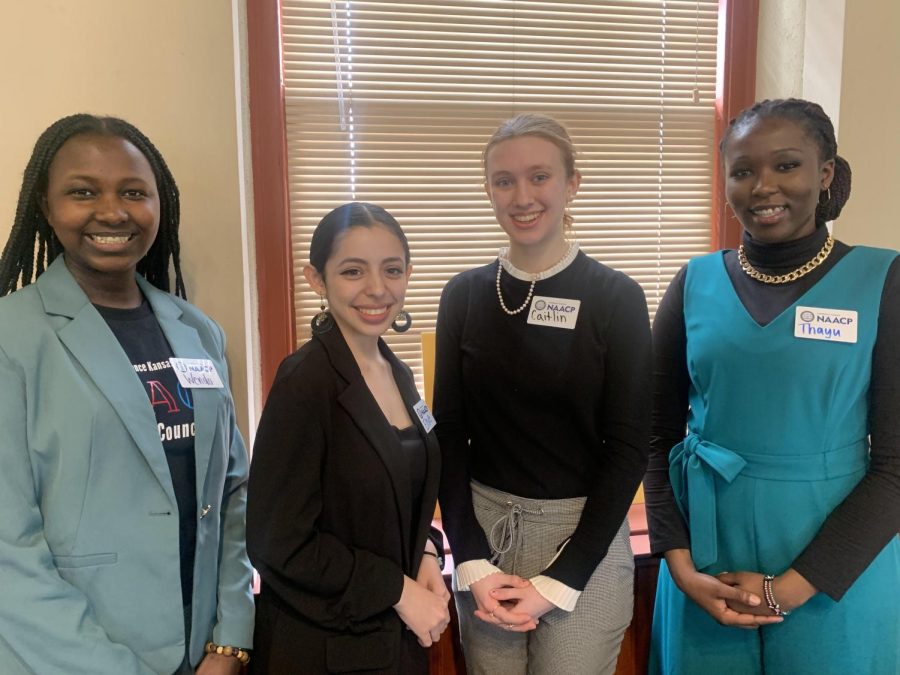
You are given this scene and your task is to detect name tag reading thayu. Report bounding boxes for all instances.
[527,295,581,330]
[794,306,858,344]
[169,358,225,388]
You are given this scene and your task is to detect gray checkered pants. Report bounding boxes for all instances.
[454,481,634,675]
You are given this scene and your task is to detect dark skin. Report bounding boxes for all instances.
[664,116,834,627]
[41,133,241,674]
[41,133,161,308]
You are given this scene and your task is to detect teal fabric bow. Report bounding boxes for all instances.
[669,433,747,570]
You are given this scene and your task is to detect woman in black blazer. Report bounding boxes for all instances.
[247,203,450,674]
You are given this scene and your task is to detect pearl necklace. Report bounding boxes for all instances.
[738,234,834,284]
[496,241,578,315]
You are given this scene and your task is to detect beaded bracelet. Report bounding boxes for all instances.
[762,574,791,617]
[204,641,251,665]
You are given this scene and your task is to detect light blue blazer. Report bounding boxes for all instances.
[0,257,254,674]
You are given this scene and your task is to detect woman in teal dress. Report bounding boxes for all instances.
[645,98,900,673]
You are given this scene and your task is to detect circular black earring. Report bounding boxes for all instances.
[391,309,412,333]
[311,296,334,334]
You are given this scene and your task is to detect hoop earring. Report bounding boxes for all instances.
[818,187,832,205]
[391,309,412,333]
[311,296,334,334]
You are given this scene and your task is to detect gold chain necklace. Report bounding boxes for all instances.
[738,234,834,284]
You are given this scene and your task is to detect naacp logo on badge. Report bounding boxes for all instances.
[527,295,581,330]
[794,305,858,344]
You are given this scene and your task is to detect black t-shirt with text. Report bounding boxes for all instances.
[95,300,197,611]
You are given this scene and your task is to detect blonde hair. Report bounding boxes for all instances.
[482,113,578,229]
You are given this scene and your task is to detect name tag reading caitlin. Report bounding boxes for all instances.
[526,295,581,330]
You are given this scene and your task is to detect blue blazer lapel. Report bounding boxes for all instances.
[37,259,176,505]
[138,276,218,508]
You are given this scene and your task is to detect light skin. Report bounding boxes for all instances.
[41,134,161,308]
[467,134,583,632]
[484,135,581,273]
[666,116,833,629]
[304,223,450,646]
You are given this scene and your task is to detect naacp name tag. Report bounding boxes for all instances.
[794,306,858,344]
[527,295,581,330]
[169,358,225,388]
[414,399,436,433]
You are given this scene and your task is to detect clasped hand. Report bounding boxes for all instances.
[716,569,815,618]
[394,554,452,648]
[666,550,783,629]
[677,568,786,629]
[470,572,552,632]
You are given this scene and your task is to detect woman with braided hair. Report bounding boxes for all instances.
[0,114,254,674]
[645,98,900,673]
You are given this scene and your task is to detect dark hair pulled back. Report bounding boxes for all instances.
[309,202,410,276]
[720,98,851,224]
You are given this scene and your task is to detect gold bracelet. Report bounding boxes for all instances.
[204,641,251,665]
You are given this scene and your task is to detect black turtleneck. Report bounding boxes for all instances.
[644,225,900,600]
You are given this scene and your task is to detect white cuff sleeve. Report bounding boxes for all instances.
[455,559,502,591]
[530,575,581,612]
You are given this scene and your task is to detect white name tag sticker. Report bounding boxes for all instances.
[169,358,225,389]
[413,399,436,433]
[794,306,858,344]
[526,295,581,330]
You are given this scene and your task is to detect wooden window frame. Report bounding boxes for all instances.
[247,0,758,399]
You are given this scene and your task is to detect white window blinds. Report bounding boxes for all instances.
[281,0,718,388]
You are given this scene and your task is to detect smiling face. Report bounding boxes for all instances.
[484,135,580,256]
[724,117,834,244]
[305,223,412,345]
[42,133,160,299]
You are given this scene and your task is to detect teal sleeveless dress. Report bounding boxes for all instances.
[650,247,900,674]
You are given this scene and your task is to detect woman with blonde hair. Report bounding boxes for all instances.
[435,113,652,674]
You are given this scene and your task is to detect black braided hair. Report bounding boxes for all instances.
[720,98,851,224]
[0,114,185,298]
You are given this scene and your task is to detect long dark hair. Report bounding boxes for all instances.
[0,114,185,298]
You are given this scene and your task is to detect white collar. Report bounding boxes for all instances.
[498,241,580,281]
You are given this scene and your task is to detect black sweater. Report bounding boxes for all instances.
[644,225,900,600]
[434,250,652,590]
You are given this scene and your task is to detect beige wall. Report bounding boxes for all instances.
[0,1,254,436]
[756,0,807,100]
[756,0,897,251]
[756,0,845,128]
[838,0,900,249]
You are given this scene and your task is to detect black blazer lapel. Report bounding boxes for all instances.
[319,328,415,572]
